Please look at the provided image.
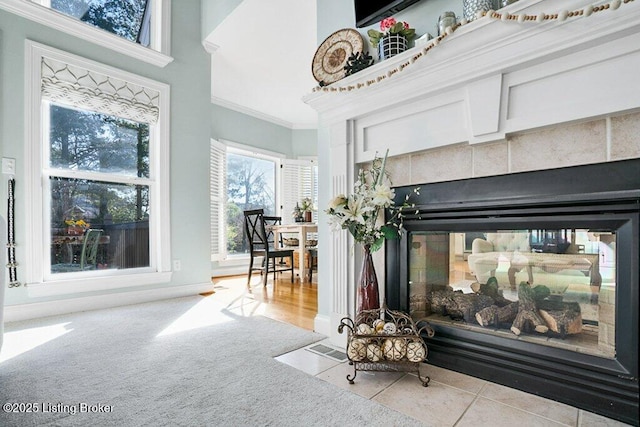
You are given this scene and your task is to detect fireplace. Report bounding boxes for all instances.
[385,159,639,425]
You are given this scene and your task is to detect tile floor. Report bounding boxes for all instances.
[276,340,634,427]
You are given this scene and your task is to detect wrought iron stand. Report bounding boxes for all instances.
[338,305,434,386]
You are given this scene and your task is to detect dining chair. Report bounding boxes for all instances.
[243,209,294,287]
[51,228,104,273]
[307,247,318,282]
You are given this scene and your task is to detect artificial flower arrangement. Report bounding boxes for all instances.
[367,17,416,48]
[300,197,314,212]
[65,219,89,229]
[326,150,419,253]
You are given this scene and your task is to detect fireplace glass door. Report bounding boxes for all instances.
[408,228,615,358]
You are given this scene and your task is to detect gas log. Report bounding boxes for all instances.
[471,277,512,307]
[539,301,582,335]
[430,289,494,323]
[510,282,549,335]
[475,302,519,327]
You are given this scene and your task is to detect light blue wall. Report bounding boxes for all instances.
[209,104,318,276]
[0,1,212,305]
[201,0,243,40]
[211,104,293,156]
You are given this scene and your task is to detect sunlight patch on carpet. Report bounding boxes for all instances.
[156,298,234,337]
[0,322,72,363]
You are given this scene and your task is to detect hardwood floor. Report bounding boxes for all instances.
[208,274,318,331]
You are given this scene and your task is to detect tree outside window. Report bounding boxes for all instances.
[225,151,276,255]
[48,103,151,272]
[49,0,150,45]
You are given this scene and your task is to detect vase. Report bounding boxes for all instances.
[357,245,380,313]
[463,0,496,21]
[378,34,407,60]
[304,211,312,223]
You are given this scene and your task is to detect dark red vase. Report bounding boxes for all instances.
[357,245,380,313]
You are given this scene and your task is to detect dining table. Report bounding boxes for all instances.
[270,222,317,282]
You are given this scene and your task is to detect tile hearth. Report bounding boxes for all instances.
[276,341,632,426]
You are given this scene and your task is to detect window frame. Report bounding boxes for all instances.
[210,139,319,265]
[211,140,284,263]
[25,40,172,297]
[0,0,172,67]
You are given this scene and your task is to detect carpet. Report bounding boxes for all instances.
[0,295,423,426]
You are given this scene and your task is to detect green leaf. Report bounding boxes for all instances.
[370,237,384,253]
[368,29,381,46]
[391,22,404,33]
[401,28,416,40]
[381,224,399,240]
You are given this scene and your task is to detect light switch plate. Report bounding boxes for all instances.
[2,157,16,175]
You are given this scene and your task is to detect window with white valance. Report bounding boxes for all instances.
[24,40,172,296]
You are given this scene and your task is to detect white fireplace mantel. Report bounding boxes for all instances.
[305,0,640,161]
[304,0,640,342]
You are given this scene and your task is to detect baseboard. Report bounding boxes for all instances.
[4,282,213,323]
[313,313,331,337]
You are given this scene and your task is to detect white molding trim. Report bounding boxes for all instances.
[0,0,173,67]
[27,272,173,297]
[202,40,219,55]
[211,96,318,130]
[211,95,295,129]
[4,282,213,322]
[313,313,331,338]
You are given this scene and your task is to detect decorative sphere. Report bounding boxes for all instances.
[383,338,407,361]
[356,323,373,335]
[406,341,427,362]
[383,322,397,335]
[366,343,383,362]
[347,338,368,361]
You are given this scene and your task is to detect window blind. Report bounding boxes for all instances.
[280,159,316,225]
[210,140,227,260]
[41,56,160,123]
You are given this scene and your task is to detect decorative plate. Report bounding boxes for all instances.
[312,28,364,86]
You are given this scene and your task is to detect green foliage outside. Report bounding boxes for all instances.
[225,153,275,254]
[49,104,150,228]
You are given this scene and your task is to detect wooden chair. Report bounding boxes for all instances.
[307,247,318,282]
[244,209,294,287]
[51,228,103,273]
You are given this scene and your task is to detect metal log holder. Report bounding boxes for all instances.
[338,305,434,386]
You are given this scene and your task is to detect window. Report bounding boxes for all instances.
[0,0,171,67]
[25,41,171,294]
[47,104,151,273]
[210,140,317,262]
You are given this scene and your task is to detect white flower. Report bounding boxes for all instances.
[343,195,369,225]
[329,194,347,210]
[371,184,395,207]
[325,149,418,251]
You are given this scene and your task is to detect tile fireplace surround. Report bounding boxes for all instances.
[305,0,640,424]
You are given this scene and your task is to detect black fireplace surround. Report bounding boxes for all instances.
[386,159,639,425]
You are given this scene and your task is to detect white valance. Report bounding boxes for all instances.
[41,57,160,124]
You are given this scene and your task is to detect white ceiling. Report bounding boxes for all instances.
[203,0,319,129]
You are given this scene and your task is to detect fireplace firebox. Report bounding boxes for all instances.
[385,159,639,425]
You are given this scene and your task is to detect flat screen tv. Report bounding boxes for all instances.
[354,0,422,28]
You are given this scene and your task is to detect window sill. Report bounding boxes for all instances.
[0,0,173,67]
[27,271,173,297]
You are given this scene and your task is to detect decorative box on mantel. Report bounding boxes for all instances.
[305,0,640,424]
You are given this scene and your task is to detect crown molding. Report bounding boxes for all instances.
[212,96,317,130]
